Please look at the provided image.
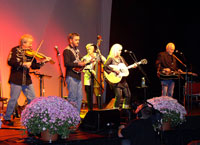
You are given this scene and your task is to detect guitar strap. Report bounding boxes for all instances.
[66,46,81,63]
[119,56,127,66]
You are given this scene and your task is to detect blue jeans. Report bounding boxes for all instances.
[161,80,175,97]
[66,76,83,113]
[4,83,36,120]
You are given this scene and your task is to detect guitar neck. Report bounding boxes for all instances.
[127,62,141,69]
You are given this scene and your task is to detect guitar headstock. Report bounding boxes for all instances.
[140,59,148,64]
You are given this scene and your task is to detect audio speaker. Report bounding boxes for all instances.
[79,109,120,132]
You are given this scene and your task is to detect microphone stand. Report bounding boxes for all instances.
[85,69,104,110]
[56,51,66,98]
[129,52,150,101]
[172,54,187,103]
[130,52,150,84]
[172,54,186,68]
[173,53,193,113]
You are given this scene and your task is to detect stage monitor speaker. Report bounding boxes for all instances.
[79,109,120,132]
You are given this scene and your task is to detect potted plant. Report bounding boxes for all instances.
[147,96,187,129]
[21,96,80,141]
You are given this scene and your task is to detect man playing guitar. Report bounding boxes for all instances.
[63,33,86,114]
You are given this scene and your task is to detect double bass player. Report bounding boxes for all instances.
[82,42,106,110]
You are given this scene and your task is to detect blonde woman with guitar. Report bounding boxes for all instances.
[104,44,138,109]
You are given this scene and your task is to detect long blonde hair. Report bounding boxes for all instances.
[106,43,122,61]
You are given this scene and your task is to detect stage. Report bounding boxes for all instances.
[0,107,123,145]
[1,104,200,145]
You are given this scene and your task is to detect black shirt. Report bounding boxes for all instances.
[63,46,83,80]
[156,51,178,72]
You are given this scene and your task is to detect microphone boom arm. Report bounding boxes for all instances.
[172,54,187,68]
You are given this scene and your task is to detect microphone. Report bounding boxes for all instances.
[55,46,60,56]
[175,50,183,55]
[124,50,133,53]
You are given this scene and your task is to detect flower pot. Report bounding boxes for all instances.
[41,130,58,143]
[162,121,171,131]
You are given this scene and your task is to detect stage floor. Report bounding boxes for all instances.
[0,103,200,145]
[0,107,122,145]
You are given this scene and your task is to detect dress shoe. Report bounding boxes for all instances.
[2,120,14,126]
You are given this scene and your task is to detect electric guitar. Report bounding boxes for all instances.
[104,59,147,84]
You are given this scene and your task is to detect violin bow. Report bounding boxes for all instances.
[30,40,44,63]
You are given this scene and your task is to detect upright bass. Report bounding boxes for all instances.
[93,35,105,108]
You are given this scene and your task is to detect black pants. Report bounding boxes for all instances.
[85,85,93,110]
[113,86,131,108]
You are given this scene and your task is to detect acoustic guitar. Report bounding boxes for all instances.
[72,58,96,74]
[104,59,147,84]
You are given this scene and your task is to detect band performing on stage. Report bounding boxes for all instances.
[1,1,200,144]
[0,33,199,145]
[1,33,198,122]
[2,30,197,145]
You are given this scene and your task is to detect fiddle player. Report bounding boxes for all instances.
[82,43,106,111]
[2,34,51,126]
[156,42,183,97]
[104,44,137,109]
[63,33,85,114]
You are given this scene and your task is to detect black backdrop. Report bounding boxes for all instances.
[106,0,200,104]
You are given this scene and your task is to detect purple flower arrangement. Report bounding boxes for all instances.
[21,96,80,138]
[147,96,187,127]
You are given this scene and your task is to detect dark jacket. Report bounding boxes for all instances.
[8,46,42,85]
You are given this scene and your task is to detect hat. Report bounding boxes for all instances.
[86,43,97,49]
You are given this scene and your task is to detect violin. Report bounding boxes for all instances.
[25,49,55,64]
